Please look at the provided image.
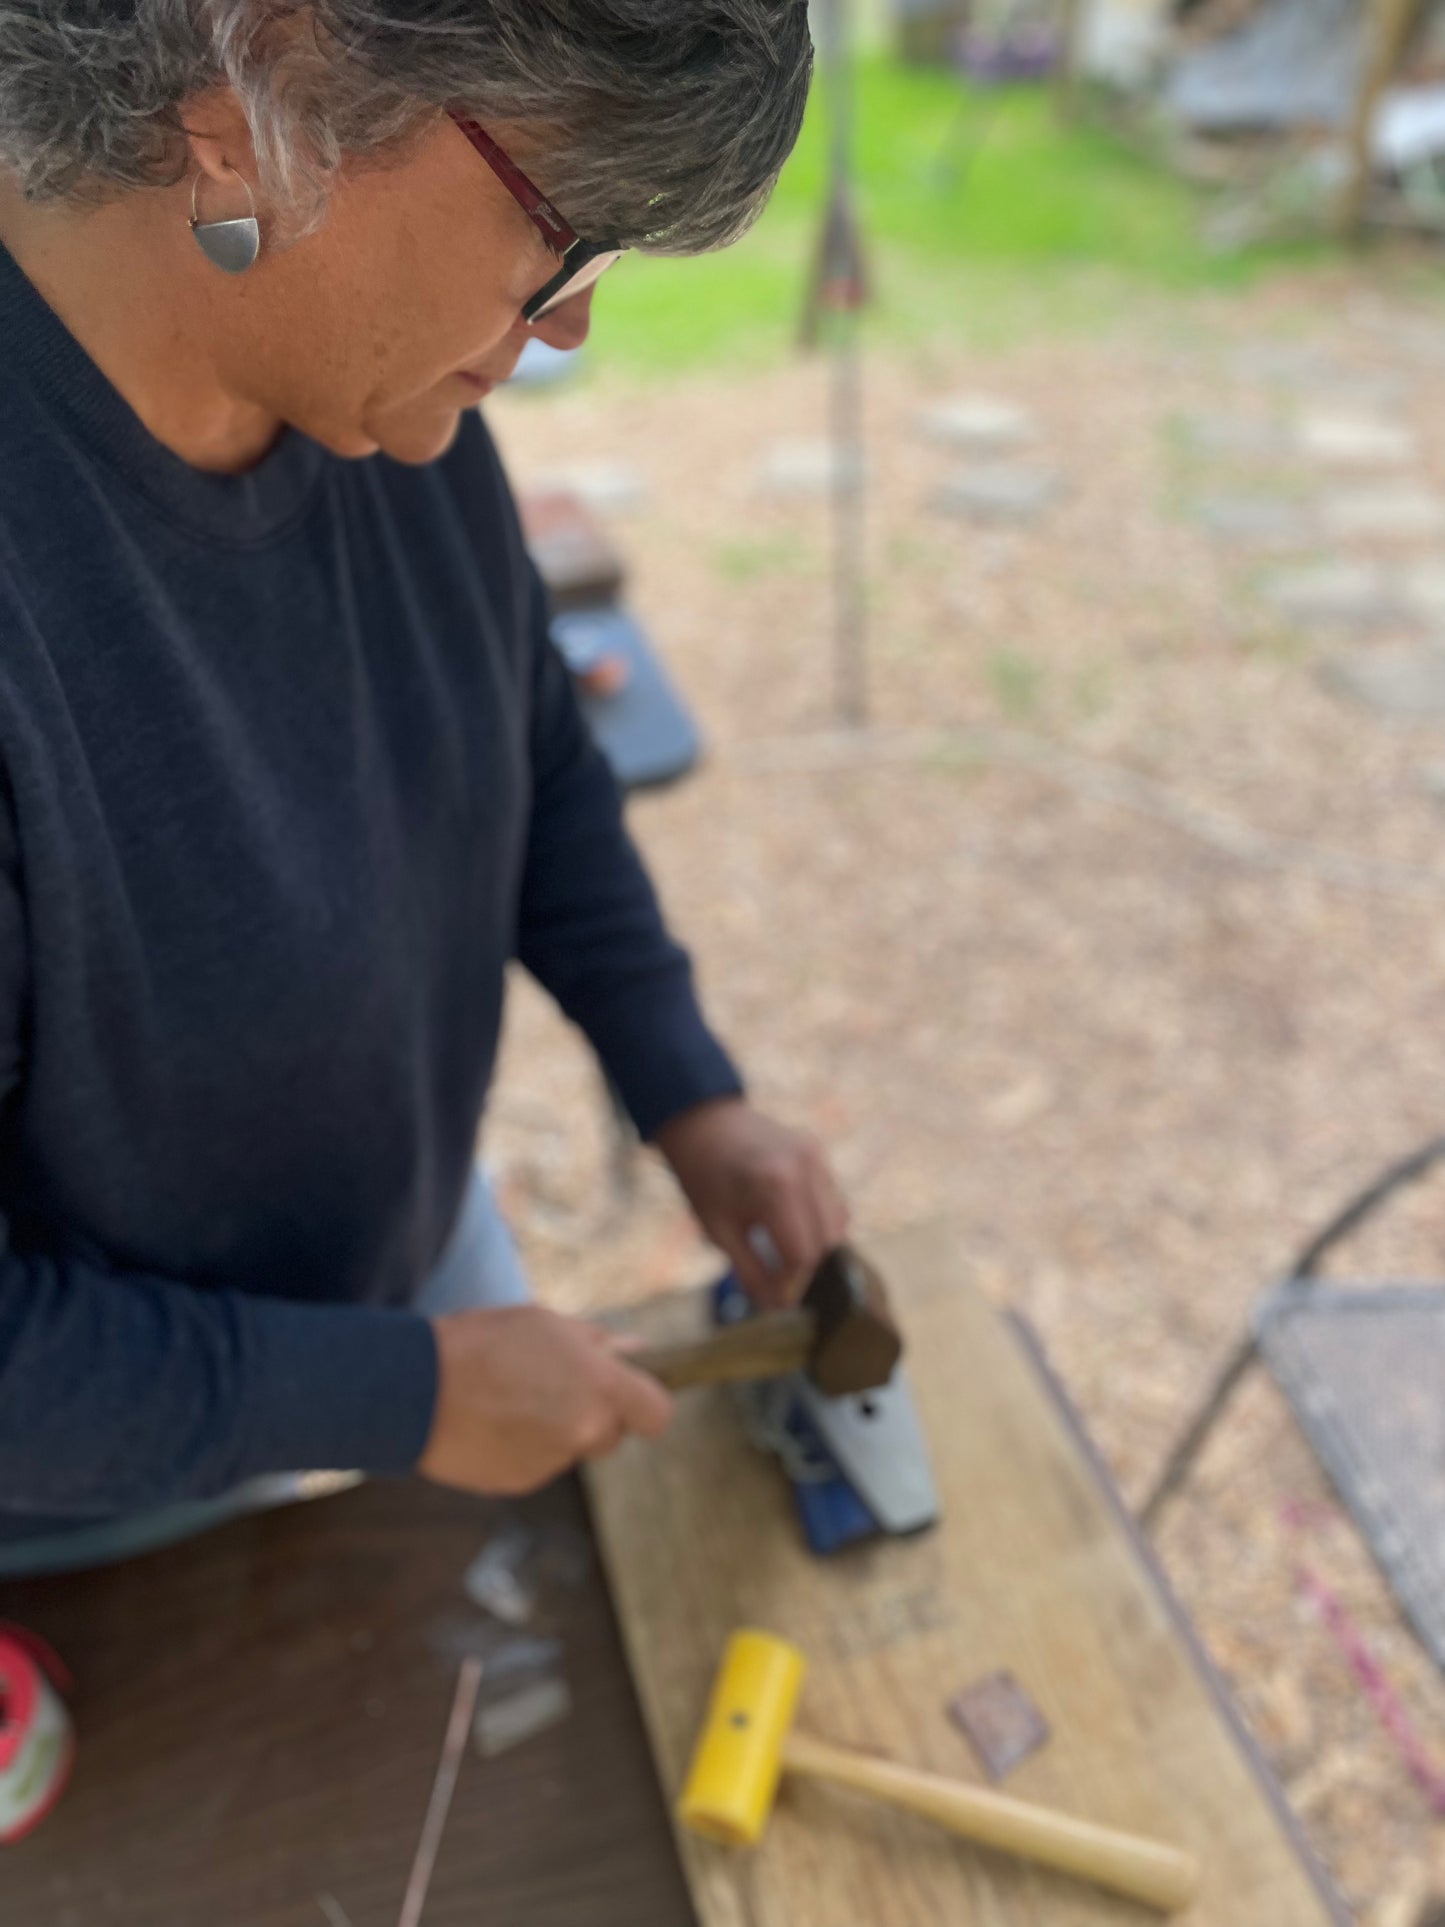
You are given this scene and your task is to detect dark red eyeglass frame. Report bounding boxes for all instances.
[447,111,625,323]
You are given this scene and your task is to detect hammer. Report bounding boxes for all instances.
[677,1631,1202,1915]
[628,1246,900,1398]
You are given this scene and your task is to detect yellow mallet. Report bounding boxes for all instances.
[677,1631,1201,1916]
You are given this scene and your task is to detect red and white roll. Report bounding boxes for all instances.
[0,1625,74,1843]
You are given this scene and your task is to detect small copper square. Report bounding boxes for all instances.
[948,1671,1051,1781]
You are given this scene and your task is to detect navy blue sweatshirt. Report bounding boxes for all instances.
[0,242,740,1529]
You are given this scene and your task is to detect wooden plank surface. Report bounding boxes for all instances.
[0,1478,695,1927]
[585,1222,1346,1927]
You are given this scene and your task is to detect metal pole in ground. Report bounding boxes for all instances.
[807,0,870,728]
[830,281,867,729]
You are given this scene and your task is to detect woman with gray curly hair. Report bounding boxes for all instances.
[0,0,846,1575]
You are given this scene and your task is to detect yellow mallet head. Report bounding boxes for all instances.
[676,1630,806,1848]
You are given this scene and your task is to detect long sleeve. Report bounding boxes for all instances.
[515,561,743,1141]
[0,1249,437,1516]
[0,805,437,1519]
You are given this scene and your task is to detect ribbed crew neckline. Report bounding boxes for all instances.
[0,238,325,545]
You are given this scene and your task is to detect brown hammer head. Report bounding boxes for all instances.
[625,1242,902,1396]
[803,1246,902,1396]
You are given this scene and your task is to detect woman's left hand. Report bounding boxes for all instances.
[653,1096,850,1308]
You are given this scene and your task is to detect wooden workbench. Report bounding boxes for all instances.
[586,1222,1348,1927]
[0,1221,1345,1926]
[0,1478,693,1927]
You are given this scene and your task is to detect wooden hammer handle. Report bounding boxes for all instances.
[630,1308,816,1391]
[782,1732,1200,1915]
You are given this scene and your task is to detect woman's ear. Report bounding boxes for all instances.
[179,86,259,194]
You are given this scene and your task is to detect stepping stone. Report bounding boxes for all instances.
[1234,346,1402,407]
[1194,493,1315,545]
[917,395,1034,453]
[533,459,648,514]
[1333,375,1408,408]
[1320,642,1445,720]
[1397,560,1445,625]
[757,439,863,496]
[1295,411,1417,466]
[931,465,1062,522]
[1322,486,1445,542]
[1177,416,1288,459]
[1259,560,1396,628]
[1232,343,1339,388]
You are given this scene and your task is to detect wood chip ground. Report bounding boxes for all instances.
[486,265,1445,1923]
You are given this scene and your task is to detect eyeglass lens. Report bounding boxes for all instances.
[526,249,626,323]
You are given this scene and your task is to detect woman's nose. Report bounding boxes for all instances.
[530,286,596,352]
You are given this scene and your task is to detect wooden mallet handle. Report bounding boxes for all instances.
[631,1307,815,1391]
[781,1732,1201,1915]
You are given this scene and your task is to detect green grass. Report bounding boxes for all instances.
[585,58,1329,374]
[988,648,1043,718]
[712,532,813,581]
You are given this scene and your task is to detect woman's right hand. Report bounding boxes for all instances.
[417,1305,674,1495]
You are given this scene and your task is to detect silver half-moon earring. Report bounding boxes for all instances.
[189,165,260,276]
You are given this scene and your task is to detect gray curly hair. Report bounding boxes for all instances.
[0,0,812,249]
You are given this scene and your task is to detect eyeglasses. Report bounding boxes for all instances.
[448,112,626,324]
